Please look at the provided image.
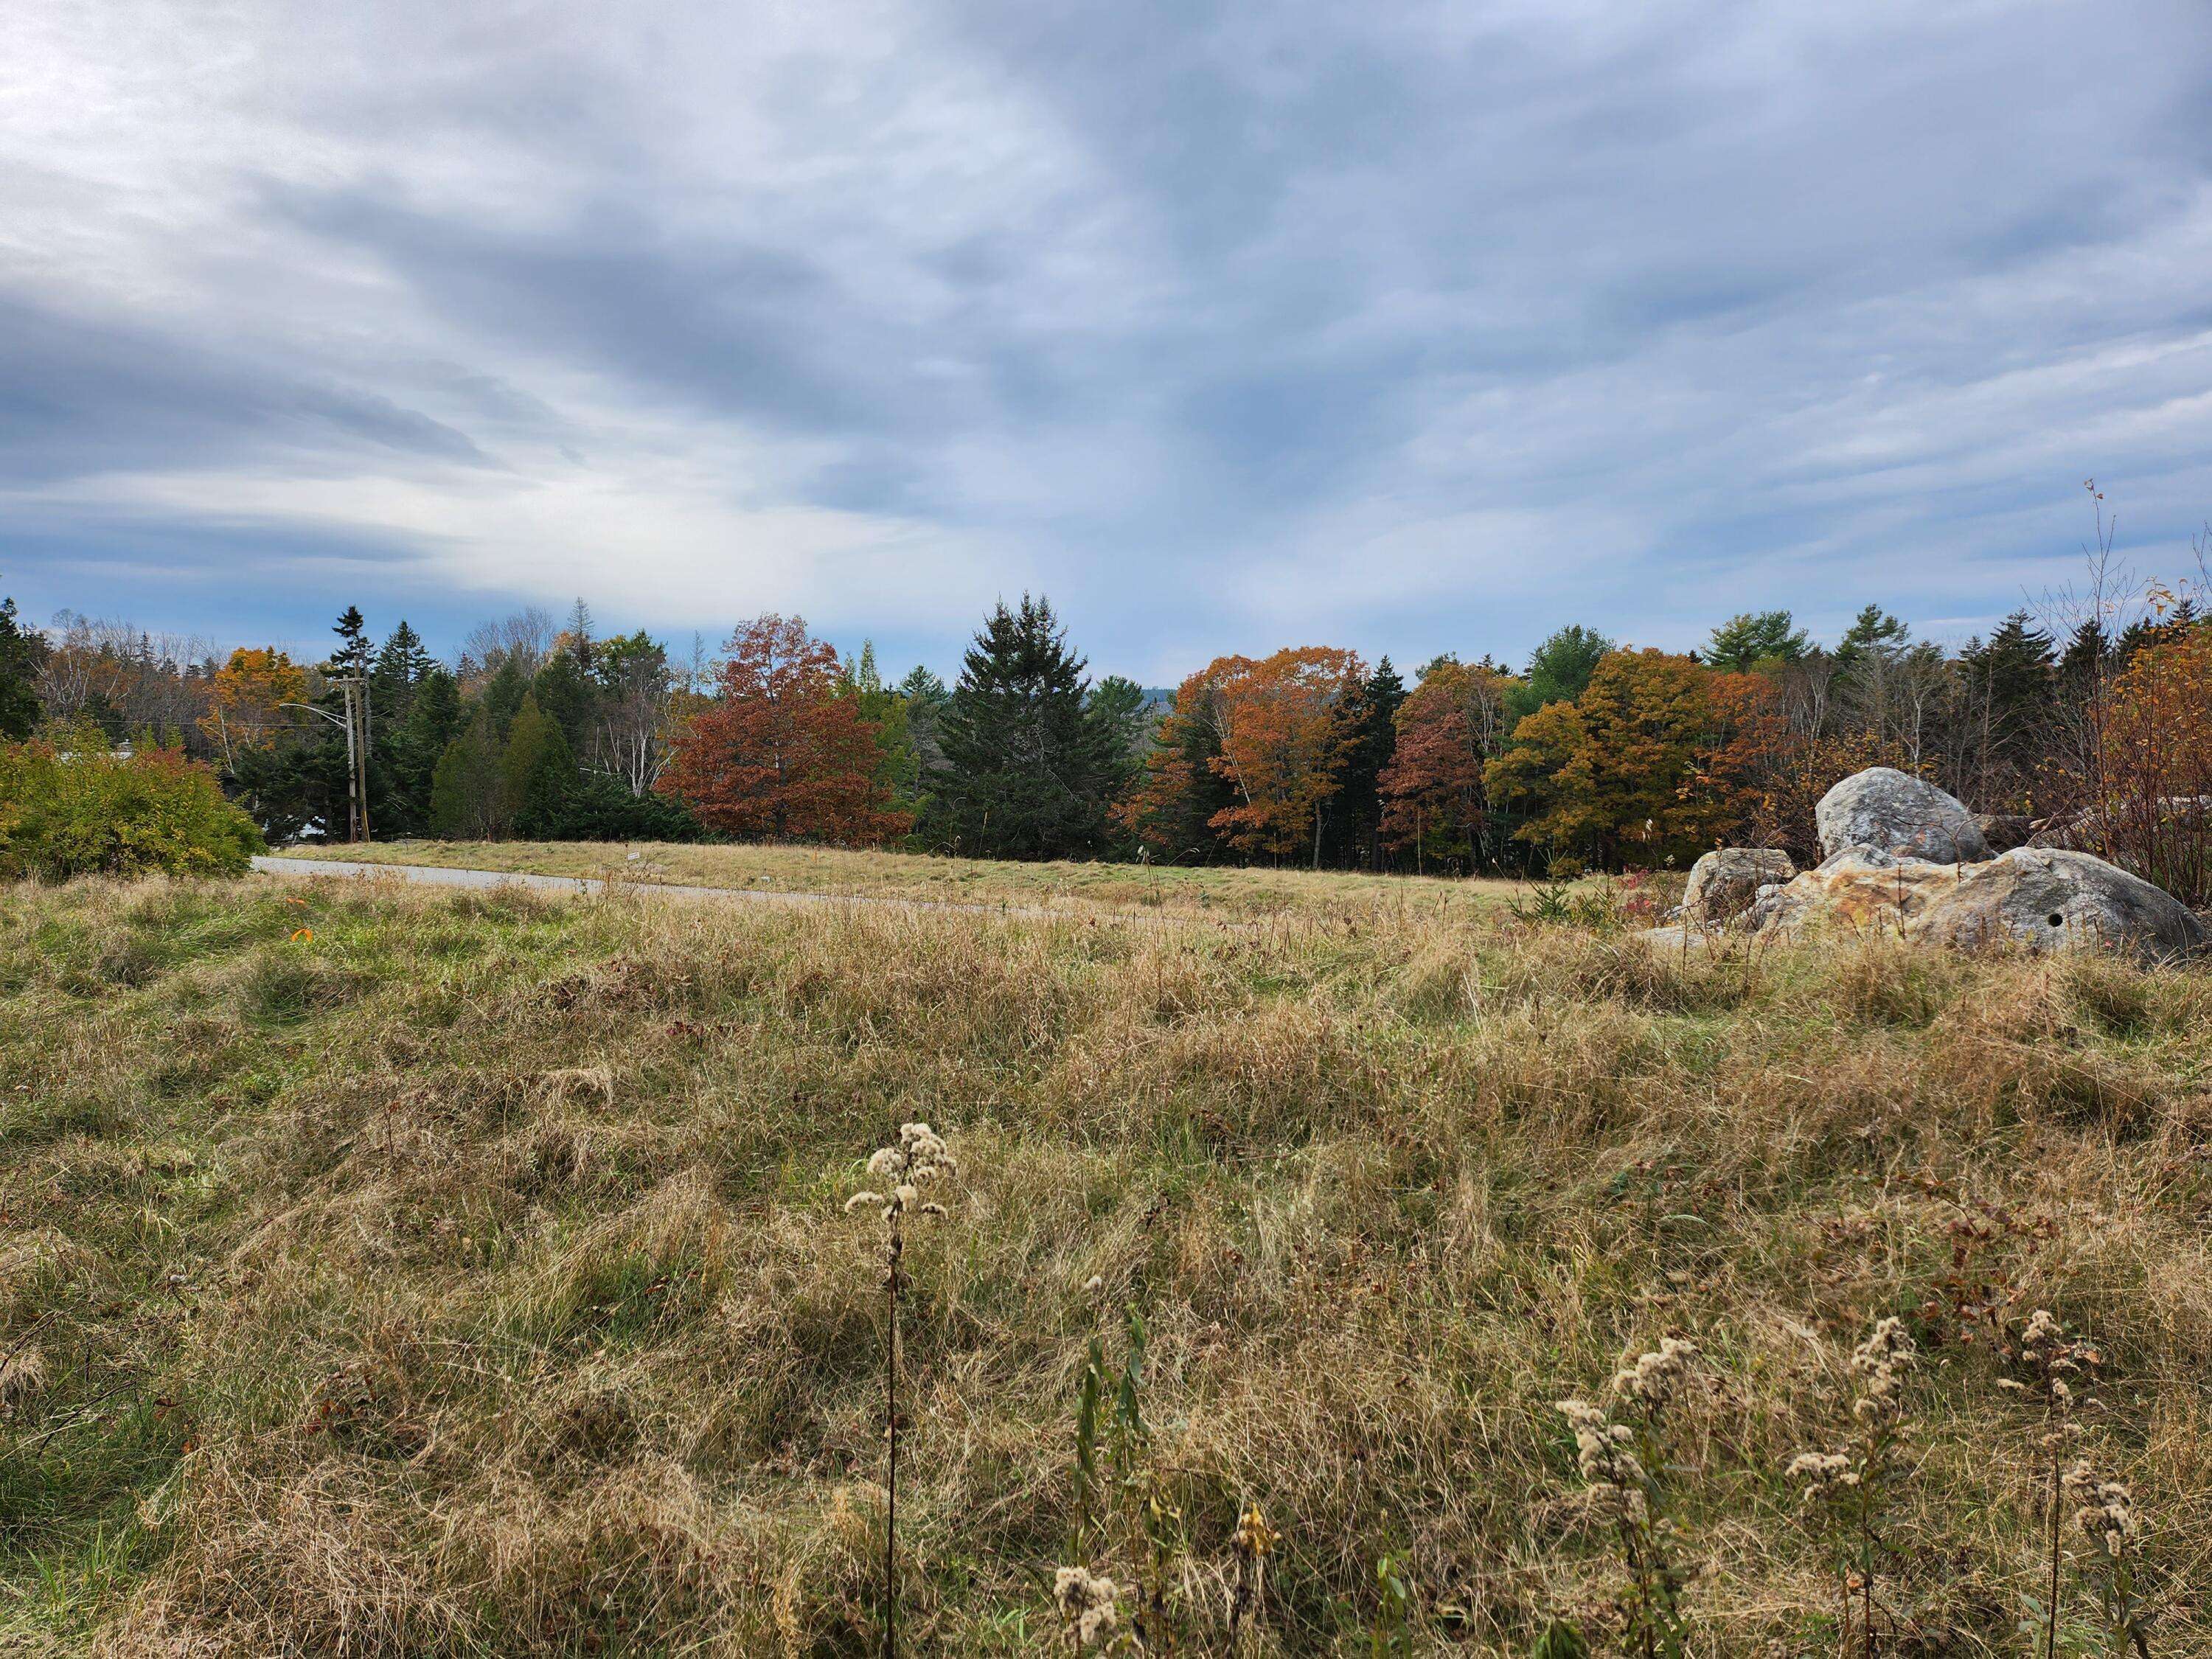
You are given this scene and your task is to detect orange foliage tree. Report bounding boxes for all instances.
[2096,627,2212,905]
[1376,658,1519,870]
[1115,672,1235,860]
[1681,671,1905,864]
[1484,649,1767,869]
[1197,647,1366,864]
[658,615,911,845]
[198,647,307,771]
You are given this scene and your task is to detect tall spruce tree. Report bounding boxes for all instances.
[2059,619,2110,690]
[0,592,46,740]
[532,648,597,751]
[386,667,463,834]
[371,621,433,731]
[931,595,1120,859]
[1959,611,2056,784]
[1329,656,1405,867]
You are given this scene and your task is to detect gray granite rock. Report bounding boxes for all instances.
[1815,767,1989,863]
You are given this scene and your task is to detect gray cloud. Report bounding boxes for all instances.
[2,0,2210,677]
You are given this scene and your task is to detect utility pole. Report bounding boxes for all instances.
[281,680,374,844]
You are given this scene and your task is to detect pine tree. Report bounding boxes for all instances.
[2059,619,2109,690]
[1509,625,1613,720]
[1704,611,1809,673]
[0,592,47,740]
[1832,605,1909,671]
[931,596,1121,859]
[329,606,372,677]
[838,643,920,815]
[561,597,597,669]
[1086,675,1153,787]
[479,652,531,736]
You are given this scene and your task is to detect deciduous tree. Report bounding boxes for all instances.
[1378,658,1518,870]
[1201,647,1366,866]
[198,648,307,771]
[1486,649,1743,867]
[2097,627,2212,905]
[658,614,909,845]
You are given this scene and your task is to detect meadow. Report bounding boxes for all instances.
[272,839,1531,923]
[2,855,2208,1655]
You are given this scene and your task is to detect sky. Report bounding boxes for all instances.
[4,0,2211,684]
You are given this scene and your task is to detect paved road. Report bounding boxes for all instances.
[250,855,1126,924]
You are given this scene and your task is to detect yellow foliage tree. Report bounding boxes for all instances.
[198,648,307,771]
[1484,648,1743,868]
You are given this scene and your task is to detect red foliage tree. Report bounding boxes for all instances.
[1377,659,1518,870]
[658,615,911,845]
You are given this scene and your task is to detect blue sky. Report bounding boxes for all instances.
[4,0,2211,681]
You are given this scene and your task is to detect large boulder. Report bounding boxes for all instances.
[1740,847,1965,941]
[1739,845,2207,966]
[1815,767,1989,863]
[1916,847,2209,965]
[1680,847,1795,923]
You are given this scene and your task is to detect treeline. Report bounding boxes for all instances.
[5,566,2209,897]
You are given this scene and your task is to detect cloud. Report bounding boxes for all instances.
[2,0,2210,681]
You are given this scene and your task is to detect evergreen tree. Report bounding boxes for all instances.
[1704,610,1809,673]
[931,595,1121,859]
[838,643,920,817]
[383,667,462,834]
[898,665,950,773]
[479,651,531,736]
[1832,604,1909,670]
[1509,625,1613,720]
[500,696,576,835]
[430,712,504,838]
[370,621,433,732]
[0,592,46,740]
[1329,656,1405,867]
[532,648,597,751]
[560,597,597,669]
[328,606,372,678]
[2059,619,2110,689]
[1959,611,2056,780]
[1086,675,1154,785]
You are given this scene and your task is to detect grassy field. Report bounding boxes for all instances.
[273,838,1537,922]
[3,862,2209,1655]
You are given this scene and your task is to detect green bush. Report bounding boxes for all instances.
[0,726,265,880]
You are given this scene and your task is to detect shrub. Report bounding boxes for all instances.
[0,725,264,880]
[2096,627,2212,905]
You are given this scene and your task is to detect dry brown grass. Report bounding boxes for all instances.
[271,836,1538,923]
[2,868,2209,1654]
